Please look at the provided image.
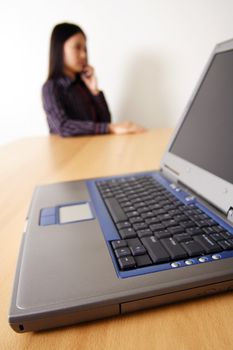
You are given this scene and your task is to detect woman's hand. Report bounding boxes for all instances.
[81,65,99,95]
[108,121,146,135]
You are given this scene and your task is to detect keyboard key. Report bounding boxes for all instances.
[133,197,145,204]
[164,204,176,211]
[186,227,204,236]
[154,230,171,239]
[191,213,209,221]
[218,240,233,250]
[127,238,147,256]
[105,198,127,223]
[115,247,131,258]
[141,236,170,263]
[125,210,138,217]
[210,233,225,242]
[135,254,152,267]
[134,201,146,209]
[117,221,131,229]
[159,200,171,206]
[193,234,221,254]
[137,228,153,238]
[102,192,114,199]
[133,222,148,231]
[149,203,162,210]
[174,214,187,223]
[145,217,161,225]
[137,206,150,214]
[124,209,136,217]
[194,220,210,228]
[158,213,172,221]
[111,240,127,249]
[221,231,232,240]
[115,193,126,200]
[174,232,192,242]
[203,227,216,234]
[205,219,217,226]
[163,219,177,228]
[181,240,205,257]
[141,212,155,219]
[121,201,133,208]
[153,209,167,217]
[119,228,137,239]
[212,225,224,233]
[168,209,181,216]
[118,256,136,270]
[161,238,188,260]
[146,199,157,205]
[141,195,153,202]
[168,226,184,235]
[127,194,139,200]
[180,221,196,229]
[129,216,143,224]
[149,223,164,232]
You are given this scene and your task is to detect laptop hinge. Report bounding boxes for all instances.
[227,207,233,224]
[161,164,179,183]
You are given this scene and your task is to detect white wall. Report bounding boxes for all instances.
[1,0,233,144]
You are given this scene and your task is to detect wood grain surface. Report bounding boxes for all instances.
[1,129,232,350]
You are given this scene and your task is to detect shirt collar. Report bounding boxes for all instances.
[57,74,81,89]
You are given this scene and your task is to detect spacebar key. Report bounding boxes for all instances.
[141,236,170,263]
[105,198,128,223]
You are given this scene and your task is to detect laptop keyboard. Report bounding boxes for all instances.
[96,176,233,271]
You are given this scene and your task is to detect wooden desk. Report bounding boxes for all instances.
[1,129,233,349]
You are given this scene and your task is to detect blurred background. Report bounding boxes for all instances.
[1,0,233,144]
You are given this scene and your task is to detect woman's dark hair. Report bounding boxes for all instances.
[47,22,86,80]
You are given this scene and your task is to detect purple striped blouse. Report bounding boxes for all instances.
[42,75,111,136]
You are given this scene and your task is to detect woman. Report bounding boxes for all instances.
[42,22,145,136]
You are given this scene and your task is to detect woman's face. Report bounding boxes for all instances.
[63,33,87,78]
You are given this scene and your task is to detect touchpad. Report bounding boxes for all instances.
[59,203,94,224]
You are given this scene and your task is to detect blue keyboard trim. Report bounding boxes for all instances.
[87,171,233,279]
[87,179,121,241]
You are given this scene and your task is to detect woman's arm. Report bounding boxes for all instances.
[81,65,111,123]
[42,80,109,137]
[91,92,111,123]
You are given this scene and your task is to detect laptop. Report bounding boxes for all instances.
[9,38,233,333]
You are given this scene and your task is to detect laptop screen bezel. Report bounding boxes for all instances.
[160,39,233,215]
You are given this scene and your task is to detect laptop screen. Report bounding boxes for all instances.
[169,49,233,184]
